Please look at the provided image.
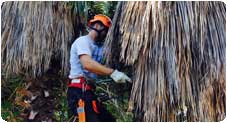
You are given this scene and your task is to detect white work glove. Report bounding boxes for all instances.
[110,70,132,83]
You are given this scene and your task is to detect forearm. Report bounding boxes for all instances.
[80,55,114,75]
[86,59,114,75]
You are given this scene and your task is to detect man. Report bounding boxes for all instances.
[67,14,131,122]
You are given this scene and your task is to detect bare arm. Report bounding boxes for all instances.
[79,54,114,75]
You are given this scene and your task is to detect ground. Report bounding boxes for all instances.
[1,69,133,122]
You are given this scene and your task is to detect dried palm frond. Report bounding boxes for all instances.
[1,1,81,77]
[105,1,225,121]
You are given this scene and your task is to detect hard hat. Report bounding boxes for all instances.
[88,14,112,28]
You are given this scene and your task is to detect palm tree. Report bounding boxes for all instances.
[105,1,226,122]
[1,1,81,77]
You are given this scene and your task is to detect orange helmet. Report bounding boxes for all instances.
[88,14,112,28]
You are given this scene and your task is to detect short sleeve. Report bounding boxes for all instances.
[75,38,92,56]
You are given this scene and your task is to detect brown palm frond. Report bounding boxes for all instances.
[1,1,80,77]
[105,1,225,121]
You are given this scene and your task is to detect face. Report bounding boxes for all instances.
[98,28,108,41]
[95,23,108,42]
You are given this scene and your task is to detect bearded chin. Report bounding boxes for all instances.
[96,35,105,42]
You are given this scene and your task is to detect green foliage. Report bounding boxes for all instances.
[67,1,88,16]
[95,80,133,122]
[105,1,118,18]
[1,71,25,101]
[87,1,117,18]
[103,100,134,122]
[1,73,25,122]
[1,101,13,121]
[1,99,23,122]
[52,79,69,122]
[67,1,117,25]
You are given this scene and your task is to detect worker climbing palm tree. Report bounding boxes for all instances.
[67,14,131,122]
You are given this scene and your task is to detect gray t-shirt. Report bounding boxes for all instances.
[69,35,95,79]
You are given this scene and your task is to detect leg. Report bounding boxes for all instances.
[83,91,100,122]
[67,87,81,116]
[67,88,100,122]
[87,91,116,122]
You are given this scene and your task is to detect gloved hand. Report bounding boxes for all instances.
[110,70,132,83]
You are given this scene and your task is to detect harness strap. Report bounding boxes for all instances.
[68,77,92,91]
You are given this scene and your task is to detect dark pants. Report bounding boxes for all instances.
[67,87,116,122]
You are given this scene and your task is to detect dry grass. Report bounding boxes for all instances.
[105,1,226,121]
